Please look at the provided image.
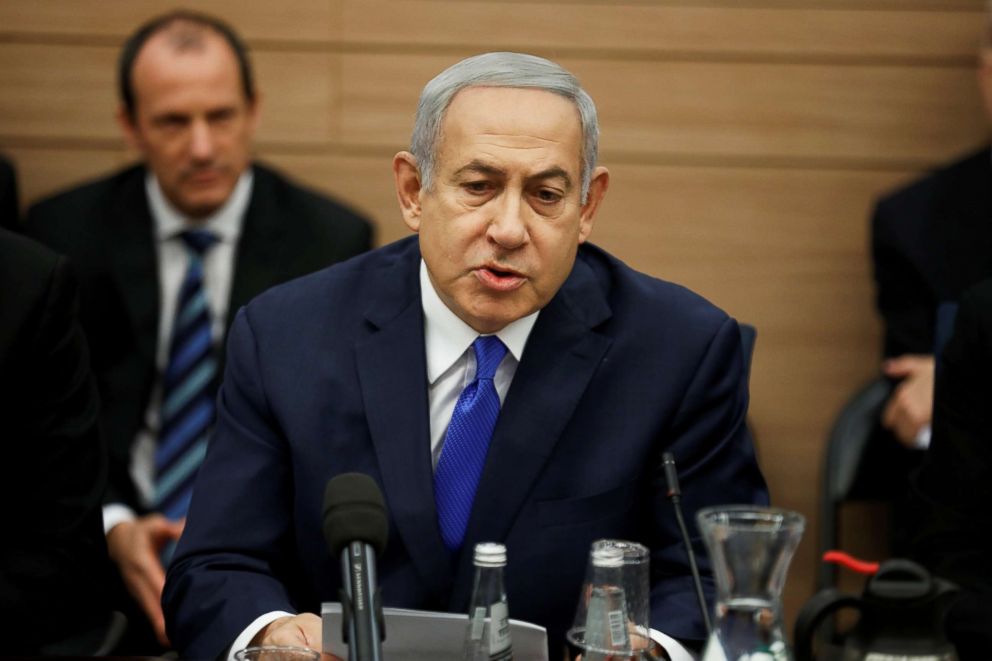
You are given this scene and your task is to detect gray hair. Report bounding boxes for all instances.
[410,52,600,203]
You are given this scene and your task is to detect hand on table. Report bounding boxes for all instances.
[252,613,343,661]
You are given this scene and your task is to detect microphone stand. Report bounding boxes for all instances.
[662,452,713,636]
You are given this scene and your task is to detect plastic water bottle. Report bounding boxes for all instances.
[464,542,513,661]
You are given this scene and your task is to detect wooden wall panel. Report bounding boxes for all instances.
[0,44,338,147]
[254,52,339,146]
[337,53,987,165]
[0,43,118,141]
[2,146,128,212]
[0,0,337,43]
[342,1,985,61]
[581,60,986,164]
[261,152,401,241]
[487,0,980,7]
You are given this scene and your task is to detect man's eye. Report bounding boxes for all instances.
[535,189,563,204]
[464,181,492,194]
[208,109,236,124]
[153,115,189,131]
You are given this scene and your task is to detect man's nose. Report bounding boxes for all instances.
[189,118,215,161]
[487,194,529,249]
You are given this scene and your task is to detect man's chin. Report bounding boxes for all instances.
[464,300,538,334]
[175,191,230,220]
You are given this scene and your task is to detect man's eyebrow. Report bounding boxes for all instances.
[450,161,574,192]
[530,166,573,192]
[451,160,506,179]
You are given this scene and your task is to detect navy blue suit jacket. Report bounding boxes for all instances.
[163,236,768,659]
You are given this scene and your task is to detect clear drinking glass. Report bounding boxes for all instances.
[567,539,651,660]
[697,506,805,661]
[234,645,321,661]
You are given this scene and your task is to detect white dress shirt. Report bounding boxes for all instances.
[421,260,538,465]
[102,170,253,534]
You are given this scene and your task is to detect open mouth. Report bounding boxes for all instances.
[475,265,526,291]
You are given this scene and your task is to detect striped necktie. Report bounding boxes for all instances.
[434,335,508,550]
[154,229,219,521]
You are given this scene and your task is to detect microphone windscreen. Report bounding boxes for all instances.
[323,473,389,556]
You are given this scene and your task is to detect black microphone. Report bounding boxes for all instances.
[323,473,389,661]
[661,452,713,636]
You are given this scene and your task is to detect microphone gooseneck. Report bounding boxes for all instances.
[662,452,713,636]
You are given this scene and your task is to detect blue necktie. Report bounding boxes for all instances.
[434,335,508,550]
[154,229,219,521]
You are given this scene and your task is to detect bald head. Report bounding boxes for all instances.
[119,10,254,119]
[116,14,259,219]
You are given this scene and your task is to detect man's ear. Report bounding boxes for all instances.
[577,166,610,244]
[393,151,424,232]
[116,104,143,153]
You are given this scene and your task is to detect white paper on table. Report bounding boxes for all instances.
[321,602,548,661]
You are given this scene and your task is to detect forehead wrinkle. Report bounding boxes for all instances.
[477,130,563,146]
[451,160,506,179]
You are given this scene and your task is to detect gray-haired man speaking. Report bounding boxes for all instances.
[163,51,768,660]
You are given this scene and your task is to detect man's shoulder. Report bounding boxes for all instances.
[28,164,144,219]
[959,278,992,324]
[576,243,731,330]
[25,164,146,249]
[246,237,416,315]
[875,146,989,220]
[0,228,66,337]
[251,162,373,233]
[0,227,59,282]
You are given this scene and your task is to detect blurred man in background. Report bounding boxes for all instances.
[867,4,992,550]
[0,229,111,655]
[911,277,992,659]
[26,10,372,652]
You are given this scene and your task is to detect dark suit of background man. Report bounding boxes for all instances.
[0,154,19,230]
[866,13,992,551]
[910,278,992,660]
[163,51,768,661]
[0,229,110,655]
[25,10,372,652]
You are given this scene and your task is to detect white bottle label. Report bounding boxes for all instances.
[469,606,486,641]
[488,601,511,656]
[607,608,628,647]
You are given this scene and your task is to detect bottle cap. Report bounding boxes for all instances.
[591,546,624,568]
[474,542,507,567]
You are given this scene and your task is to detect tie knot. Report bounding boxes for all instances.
[472,335,507,381]
[179,229,219,255]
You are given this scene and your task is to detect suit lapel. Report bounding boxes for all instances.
[355,242,454,599]
[108,168,159,369]
[228,167,287,330]
[451,253,613,601]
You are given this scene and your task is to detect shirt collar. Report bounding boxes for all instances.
[146,167,253,244]
[420,259,539,384]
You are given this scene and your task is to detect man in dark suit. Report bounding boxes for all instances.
[910,277,992,659]
[872,14,992,453]
[865,24,992,550]
[25,11,372,651]
[0,229,110,654]
[163,52,768,661]
[872,146,992,447]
